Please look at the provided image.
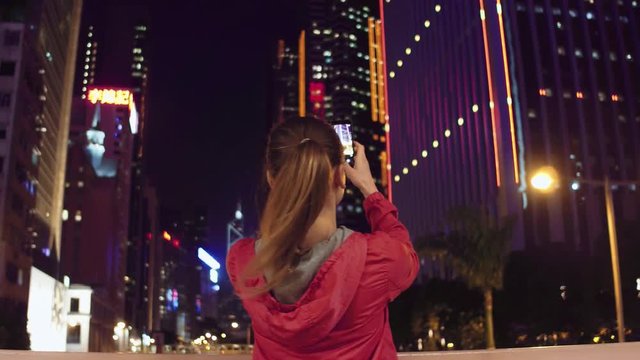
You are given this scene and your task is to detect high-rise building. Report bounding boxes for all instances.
[272,0,390,231]
[382,0,640,252]
[61,87,138,351]
[272,40,300,123]
[0,0,82,349]
[155,207,211,347]
[64,1,154,343]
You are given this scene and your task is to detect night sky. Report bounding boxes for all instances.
[139,0,304,246]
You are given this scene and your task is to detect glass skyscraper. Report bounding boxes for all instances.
[383,0,640,252]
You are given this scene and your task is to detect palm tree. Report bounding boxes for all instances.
[417,207,514,349]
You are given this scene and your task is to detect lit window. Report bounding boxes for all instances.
[610,52,617,61]
[62,209,69,221]
[414,34,421,42]
[389,71,396,78]
[421,150,428,158]
[626,54,633,61]
[558,47,566,55]
[397,60,403,67]
[424,20,431,28]
[402,167,409,175]
[432,140,439,148]
[405,48,412,55]
[569,9,577,17]
[74,211,82,222]
[576,91,584,99]
[78,181,84,188]
[444,129,451,137]
[563,91,571,99]
[556,21,563,30]
[394,175,400,182]
[472,104,479,113]
[411,159,418,167]
[538,88,552,97]
[575,49,583,57]
[586,12,594,20]
[435,4,441,12]
[592,50,600,59]
[457,117,464,126]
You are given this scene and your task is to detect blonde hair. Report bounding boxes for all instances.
[241,117,342,297]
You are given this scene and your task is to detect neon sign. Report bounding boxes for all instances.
[198,248,221,284]
[87,88,132,106]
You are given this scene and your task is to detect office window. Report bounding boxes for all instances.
[67,324,81,344]
[0,92,10,107]
[70,297,80,312]
[5,263,18,283]
[0,61,16,76]
[3,30,20,46]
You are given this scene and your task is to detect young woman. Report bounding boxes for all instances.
[227,117,419,359]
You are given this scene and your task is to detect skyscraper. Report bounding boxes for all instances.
[61,87,138,351]
[0,0,82,348]
[382,0,640,252]
[62,1,155,342]
[272,0,390,231]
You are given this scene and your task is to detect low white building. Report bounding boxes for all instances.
[66,285,93,352]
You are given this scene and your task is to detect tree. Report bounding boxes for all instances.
[417,207,514,349]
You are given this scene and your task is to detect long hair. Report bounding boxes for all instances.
[242,117,343,297]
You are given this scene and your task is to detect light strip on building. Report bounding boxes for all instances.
[496,0,519,184]
[367,18,379,122]
[378,1,393,201]
[375,21,386,124]
[479,0,502,187]
[298,30,306,117]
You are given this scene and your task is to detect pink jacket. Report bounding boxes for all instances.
[226,192,419,359]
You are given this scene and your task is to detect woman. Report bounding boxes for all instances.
[227,117,419,359]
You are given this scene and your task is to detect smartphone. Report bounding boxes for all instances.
[332,121,354,163]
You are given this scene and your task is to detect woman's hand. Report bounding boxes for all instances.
[345,141,378,197]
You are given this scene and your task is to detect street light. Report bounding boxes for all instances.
[530,166,640,343]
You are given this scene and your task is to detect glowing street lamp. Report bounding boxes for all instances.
[530,166,640,343]
[530,166,559,192]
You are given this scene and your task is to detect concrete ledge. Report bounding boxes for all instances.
[0,342,638,359]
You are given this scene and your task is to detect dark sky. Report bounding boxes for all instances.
[142,0,304,245]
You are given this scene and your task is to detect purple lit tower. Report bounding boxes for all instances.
[382,0,640,253]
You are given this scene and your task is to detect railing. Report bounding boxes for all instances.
[1,342,638,359]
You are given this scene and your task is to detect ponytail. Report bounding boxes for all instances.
[240,118,342,298]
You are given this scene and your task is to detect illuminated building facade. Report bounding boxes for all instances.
[60,88,137,351]
[71,3,154,340]
[382,0,640,252]
[272,0,389,231]
[272,40,300,123]
[155,208,212,345]
[0,0,82,348]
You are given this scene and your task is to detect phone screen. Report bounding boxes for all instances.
[333,123,354,163]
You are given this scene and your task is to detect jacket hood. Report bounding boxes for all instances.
[229,234,368,348]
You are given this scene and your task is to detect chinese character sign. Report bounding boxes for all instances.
[86,88,132,106]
